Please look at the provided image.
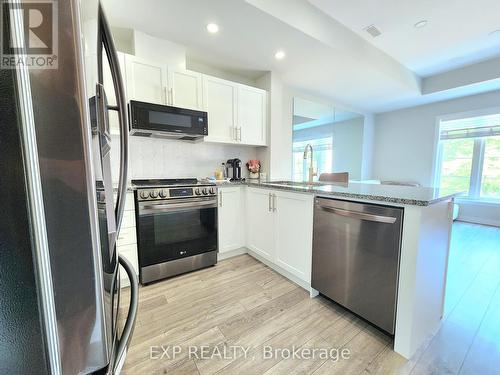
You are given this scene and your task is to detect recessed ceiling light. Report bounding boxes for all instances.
[414,20,428,29]
[206,23,219,34]
[274,50,286,60]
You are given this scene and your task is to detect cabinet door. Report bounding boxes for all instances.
[103,52,126,135]
[274,191,314,283]
[202,75,237,143]
[237,85,267,146]
[218,187,245,253]
[246,188,275,261]
[168,67,203,110]
[125,55,167,105]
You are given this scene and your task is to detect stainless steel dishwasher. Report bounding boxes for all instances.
[312,197,403,334]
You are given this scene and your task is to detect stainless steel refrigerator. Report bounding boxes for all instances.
[0,0,137,374]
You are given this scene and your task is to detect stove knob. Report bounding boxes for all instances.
[140,191,149,199]
[150,190,159,199]
[202,188,208,195]
[195,188,202,195]
[159,189,168,198]
[209,187,215,195]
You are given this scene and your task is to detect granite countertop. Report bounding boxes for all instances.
[218,180,463,206]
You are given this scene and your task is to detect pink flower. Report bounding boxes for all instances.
[246,159,261,173]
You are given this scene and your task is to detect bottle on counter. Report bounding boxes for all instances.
[215,168,223,180]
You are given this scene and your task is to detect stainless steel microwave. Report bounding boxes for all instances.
[129,100,208,141]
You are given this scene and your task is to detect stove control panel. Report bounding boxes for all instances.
[136,185,217,201]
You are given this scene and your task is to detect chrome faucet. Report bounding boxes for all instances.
[303,144,317,184]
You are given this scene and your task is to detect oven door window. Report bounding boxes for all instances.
[138,205,217,266]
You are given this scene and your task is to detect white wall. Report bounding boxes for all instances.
[361,114,374,180]
[133,30,186,68]
[255,72,292,180]
[373,90,500,227]
[186,59,259,87]
[373,90,500,186]
[111,136,258,182]
[255,70,374,181]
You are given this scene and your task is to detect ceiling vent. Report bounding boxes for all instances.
[363,24,381,38]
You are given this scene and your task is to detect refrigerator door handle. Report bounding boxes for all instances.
[113,255,139,374]
[99,4,129,233]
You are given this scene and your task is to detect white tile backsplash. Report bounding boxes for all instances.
[111,135,259,182]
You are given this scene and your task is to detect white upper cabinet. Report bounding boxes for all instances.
[237,85,267,146]
[122,54,267,146]
[218,187,245,253]
[167,67,203,110]
[202,75,238,143]
[202,75,267,146]
[125,54,167,105]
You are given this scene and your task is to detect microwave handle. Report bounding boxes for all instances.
[99,4,129,233]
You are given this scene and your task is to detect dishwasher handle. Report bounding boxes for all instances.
[318,205,397,224]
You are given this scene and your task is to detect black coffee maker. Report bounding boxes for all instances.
[226,158,242,181]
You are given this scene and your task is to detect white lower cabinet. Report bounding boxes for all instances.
[245,188,314,284]
[218,187,245,253]
[246,188,313,283]
[115,192,139,287]
[246,188,276,261]
[274,191,314,283]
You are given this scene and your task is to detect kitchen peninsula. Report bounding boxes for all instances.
[217,180,461,360]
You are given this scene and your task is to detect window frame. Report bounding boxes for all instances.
[433,107,500,204]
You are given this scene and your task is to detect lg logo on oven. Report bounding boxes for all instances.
[1,0,58,69]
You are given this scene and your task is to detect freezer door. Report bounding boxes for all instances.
[312,198,403,334]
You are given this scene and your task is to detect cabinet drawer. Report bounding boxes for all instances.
[117,226,137,247]
[121,210,136,229]
[125,192,135,211]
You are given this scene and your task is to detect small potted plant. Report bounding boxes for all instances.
[246,159,261,180]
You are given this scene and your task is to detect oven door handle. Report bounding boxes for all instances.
[139,200,218,214]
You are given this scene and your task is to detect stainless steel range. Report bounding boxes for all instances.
[133,179,218,284]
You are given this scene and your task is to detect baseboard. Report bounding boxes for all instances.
[456,217,500,228]
[246,249,312,293]
[217,247,248,261]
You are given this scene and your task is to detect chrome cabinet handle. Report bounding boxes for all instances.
[269,193,273,212]
[318,205,397,224]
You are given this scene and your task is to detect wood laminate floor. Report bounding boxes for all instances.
[118,222,500,375]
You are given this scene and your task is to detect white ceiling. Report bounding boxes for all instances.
[308,0,500,76]
[102,0,500,113]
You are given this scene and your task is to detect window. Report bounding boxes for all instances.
[292,137,333,182]
[481,136,500,199]
[435,113,500,201]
